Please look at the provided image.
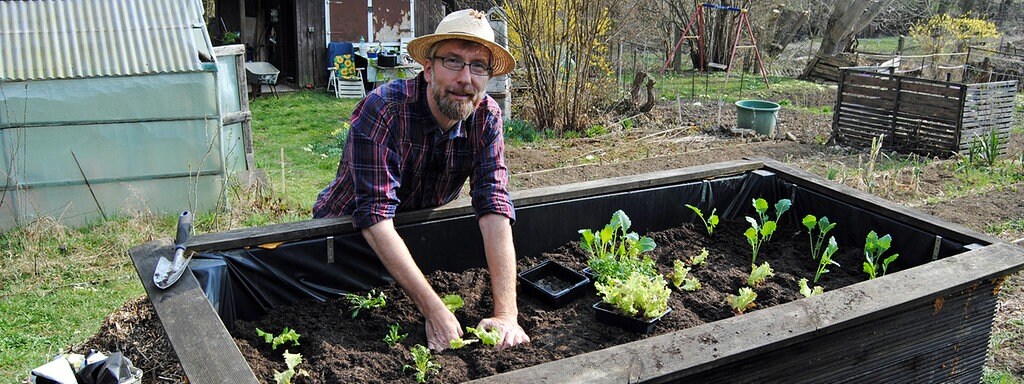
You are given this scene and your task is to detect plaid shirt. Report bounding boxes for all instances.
[312,73,515,228]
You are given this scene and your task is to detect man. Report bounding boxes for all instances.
[312,9,529,352]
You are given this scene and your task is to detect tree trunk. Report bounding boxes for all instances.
[813,0,895,57]
[765,8,807,58]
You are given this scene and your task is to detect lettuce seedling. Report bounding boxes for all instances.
[814,236,840,283]
[383,323,407,347]
[667,259,701,291]
[404,344,440,383]
[685,204,719,235]
[747,262,775,287]
[801,215,837,260]
[449,337,478,349]
[343,289,387,318]
[728,287,758,315]
[579,210,658,284]
[273,350,308,384]
[863,231,900,279]
[595,271,671,319]
[441,294,464,313]
[687,248,709,267]
[798,278,824,298]
[256,327,301,350]
[465,326,502,347]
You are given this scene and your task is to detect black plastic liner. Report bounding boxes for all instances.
[193,171,974,326]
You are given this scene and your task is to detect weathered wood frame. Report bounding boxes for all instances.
[832,68,1017,157]
[129,159,1024,383]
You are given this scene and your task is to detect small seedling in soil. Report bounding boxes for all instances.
[728,287,758,315]
[442,293,464,313]
[595,271,671,319]
[449,337,479,349]
[343,289,387,318]
[579,210,658,284]
[668,259,702,291]
[744,198,792,264]
[465,326,502,347]
[863,231,900,279]
[798,278,824,298]
[256,327,301,350]
[404,344,440,383]
[802,215,836,260]
[384,323,407,347]
[747,262,774,287]
[687,247,709,267]
[685,204,719,235]
[273,350,309,384]
[814,236,840,283]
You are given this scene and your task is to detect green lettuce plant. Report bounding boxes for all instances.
[273,350,309,384]
[465,326,501,347]
[404,344,440,383]
[579,210,657,283]
[256,327,301,350]
[595,271,671,319]
[863,231,900,279]
[728,287,758,315]
[383,323,407,347]
[668,259,701,291]
[747,262,774,287]
[441,294,464,313]
[798,278,824,297]
[449,337,478,349]
[687,247,709,267]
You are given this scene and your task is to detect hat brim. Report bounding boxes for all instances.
[407,33,516,77]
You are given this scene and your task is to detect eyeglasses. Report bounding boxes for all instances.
[431,56,492,76]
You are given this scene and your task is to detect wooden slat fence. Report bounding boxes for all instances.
[832,68,1018,157]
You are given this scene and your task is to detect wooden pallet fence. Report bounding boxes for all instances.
[832,68,1018,157]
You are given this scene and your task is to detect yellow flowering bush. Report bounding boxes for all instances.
[909,14,1000,54]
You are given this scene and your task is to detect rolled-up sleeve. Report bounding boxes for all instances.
[470,113,515,223]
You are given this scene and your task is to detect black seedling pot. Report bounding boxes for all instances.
[517,259,590,307]
[592,302,671,334]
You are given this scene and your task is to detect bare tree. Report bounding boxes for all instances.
[813,0,897,57]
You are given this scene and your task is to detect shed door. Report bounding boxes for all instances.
[328,0,368,42]
[327,0,411,43]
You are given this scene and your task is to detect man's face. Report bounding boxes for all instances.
[424,40,492,122]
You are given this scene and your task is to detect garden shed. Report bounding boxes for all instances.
[0,0,253,231]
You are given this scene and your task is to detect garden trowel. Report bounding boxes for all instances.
[153,211,193,289]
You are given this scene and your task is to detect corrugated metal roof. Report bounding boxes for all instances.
[0,0,213,81]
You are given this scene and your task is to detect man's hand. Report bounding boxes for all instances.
[425,307,463,352]
[476,315,530,350]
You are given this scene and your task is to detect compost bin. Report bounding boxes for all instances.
[129,158,1024,383]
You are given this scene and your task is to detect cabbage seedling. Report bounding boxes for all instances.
[579,210,658,284]
[343,289,387,318]
[814,236,840,283]
[863,231,900,279]
[798,278,824,297]
[383,323,407,347]
[404,344,440,383]
[685,204,719,235]
[441,294,464,313]
[802,215,836,260]
[744,198,791,263]
[728,287,758,315]
[747,262,774,287]
[465,326,502,347]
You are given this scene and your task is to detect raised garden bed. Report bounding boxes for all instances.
[128,158,1024,383]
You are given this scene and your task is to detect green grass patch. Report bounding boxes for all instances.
[984,368,1023,384]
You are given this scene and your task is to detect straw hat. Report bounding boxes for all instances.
[406,9,516,76]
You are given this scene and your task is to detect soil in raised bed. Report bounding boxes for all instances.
[232,222,869,383]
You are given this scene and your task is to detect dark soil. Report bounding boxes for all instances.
[232,222,865,383]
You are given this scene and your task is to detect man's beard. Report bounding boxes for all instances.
[431,74,482,121]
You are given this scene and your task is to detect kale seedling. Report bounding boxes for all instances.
[465,326,502,347]
[744,198,792,264]
[668,259,701,291]
[728,287,758,315]
[801,215,836,260]
[579,210,658,284]
[863,231,900,279]
[685,204,719,235]
[273,350,308,384]
[798,278,824,298]
[747,262,774,287]
[256,327,301,350]
[383,323,407,347]
[595,271,671,319]
[343,289,387,318]
[404,344,440,383]
[814,236,840,283]
[441,294,464,313]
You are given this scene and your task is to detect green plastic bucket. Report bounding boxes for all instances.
[735,100,781,136]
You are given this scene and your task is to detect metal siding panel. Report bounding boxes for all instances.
[0,0,212,81]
